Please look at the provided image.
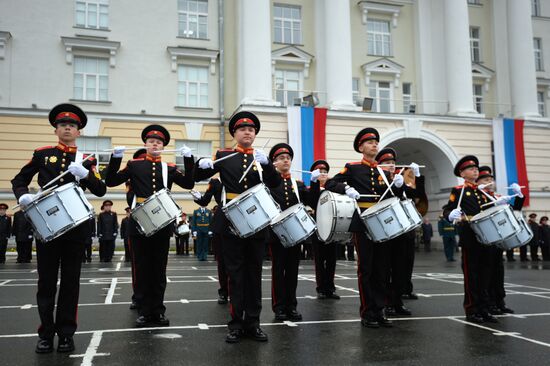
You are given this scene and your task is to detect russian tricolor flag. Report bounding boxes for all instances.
[492,118,530,206]
[287,106,328,185]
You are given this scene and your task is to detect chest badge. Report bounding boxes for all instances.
[49,156,57,164]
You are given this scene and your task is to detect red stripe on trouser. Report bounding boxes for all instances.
[353,233,368,317]
[227,274,235,318]
[462,247,473,313]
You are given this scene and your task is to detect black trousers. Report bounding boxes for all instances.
[311,236,337,295]
[270,237,301,313]
[36,226,85,339]
[99,239,115,261]
[123,238,131,261]
[212,233,228,297]
[130,227,170,317]
[353,232,390,319]
[542,245,550,261]
[127,237,137,303]
[488,247,506,308]
[387,237,407,307]
[83,239,92,261]
[16,240,33,262]
[222,230,265,331]
[0,238,7,262]
[175,235,189,255]
[459,225,489,316]
[403,231,416,296]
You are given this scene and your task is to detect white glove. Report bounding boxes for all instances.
[113,146,126,158]
[192,231,198,237]
[510,183,523,198]
[494,196,512,206]
[393,174,404,188]
[310,169,321,183]
[198,158,214,170]
[68,162,89,180]
[190,190,202,200]
[345,186,360,200]
[208,231,213,236]
[448,208,463,221]
[254,149,269,165]
[179,145,193,158]
[410,162,421,177]
[18,193,36,208]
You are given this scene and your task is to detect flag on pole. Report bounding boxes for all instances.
[287,106,328,185]
[492,118,530,206]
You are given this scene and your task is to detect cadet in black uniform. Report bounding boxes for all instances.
[268,143,317,321]
[192,178,229,304]
[97,200,118,262]
[13,210,33,263]
[443,156,516,324]
[309,160,340,300]
[82,216,95,263]
[195,111,281,343]
[105,125,194,327]
[12,103,106,353]
[477,166,523,314]
[0,203,12,263]
[324,128,405,328]
[121,207,131,262]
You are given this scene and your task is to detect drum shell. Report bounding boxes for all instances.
[470,205,521,245]
[222,183,281,238]
[271,204,316,248]
[361,197,411,243]
[401,199,423,233]
[496,211,533,250]
[131,189,181,237]
[23,182,94,242]
[315,190,356,244]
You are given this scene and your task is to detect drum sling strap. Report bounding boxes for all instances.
[291,178,300,203]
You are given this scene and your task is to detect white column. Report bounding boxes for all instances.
[443,0,477,116]
[237,0,278,106]
[323,0,357,110]
[507,0,540,118]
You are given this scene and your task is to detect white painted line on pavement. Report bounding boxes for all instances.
[198,323,209,330]
[69,330,110,365]
[104,278,117,304]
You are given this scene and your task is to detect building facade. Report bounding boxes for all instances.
[1,0,550,223]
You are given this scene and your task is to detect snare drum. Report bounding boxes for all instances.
[271,204,316,248]
[316,190,357,243]
[222,183,281,238]
[360,197,412,242]
[400,199,423,233]
[177,223,190,236]
[496,211,533,250]
[131,189,181,237]
[469,205,521,245]
[23,182,94,242]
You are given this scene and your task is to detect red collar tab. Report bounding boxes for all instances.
[361,158,378,168]
[464,181,478,189]
[281,173,292,179]
[55,112,81,124]
[236,145,254,154]
[56,142,77,153]
[146,154,162,163]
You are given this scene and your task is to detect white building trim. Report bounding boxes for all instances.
[167,46,219,74]
[271,46,314,78]
[61,36,120,67]
[472,63,495,92]
[0,31,11,60]
[538,78,550,97]
[358,1,402,28]
[361,57,404,87]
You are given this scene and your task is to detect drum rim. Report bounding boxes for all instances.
[316,190,341,242]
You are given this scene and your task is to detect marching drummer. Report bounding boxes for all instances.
[194,111,281,343]
[105,125,195,327]
[324,127,407,328]
[477,166,523,315]
[443,156,512,324]
[268,143,318,322]
[308,160,341,300]
[11,103,106,353]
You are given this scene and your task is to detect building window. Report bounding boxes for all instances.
[534,38,543,71]
[367,19,391,56]
[352,78,361,105]
[473,84,483,113]
[538,91,546,117]
[75,0,109,29]
[177,65,209,108]
[470,27,481,63]
[176,140,212,166]
[368,81,392,113]
[275,69,302,106]
[73,56,109,101]
[402,83,412,113]
[76,136,111,178]
[467,0,481,4]
[178,0,208,39]
[532,0,541,16]
[273,4,302,44]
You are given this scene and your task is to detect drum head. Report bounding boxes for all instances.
[364,197,399,215]
[316,191,337,241]
[471,205,508,221]
[272,204,303,225]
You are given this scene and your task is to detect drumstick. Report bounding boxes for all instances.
[378,164,426,168]
[453,184,466,224]
[213,152,239,165]
[12,185,58,211]
[480,194,519,208]
[359,194,380,198]
[379,168,405,201]
[43,153,95,189]
[478,188,497,202]
[292,169,312,174]
[505,185,526,189]
[102,147,196,153]
[238,138,271,183]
